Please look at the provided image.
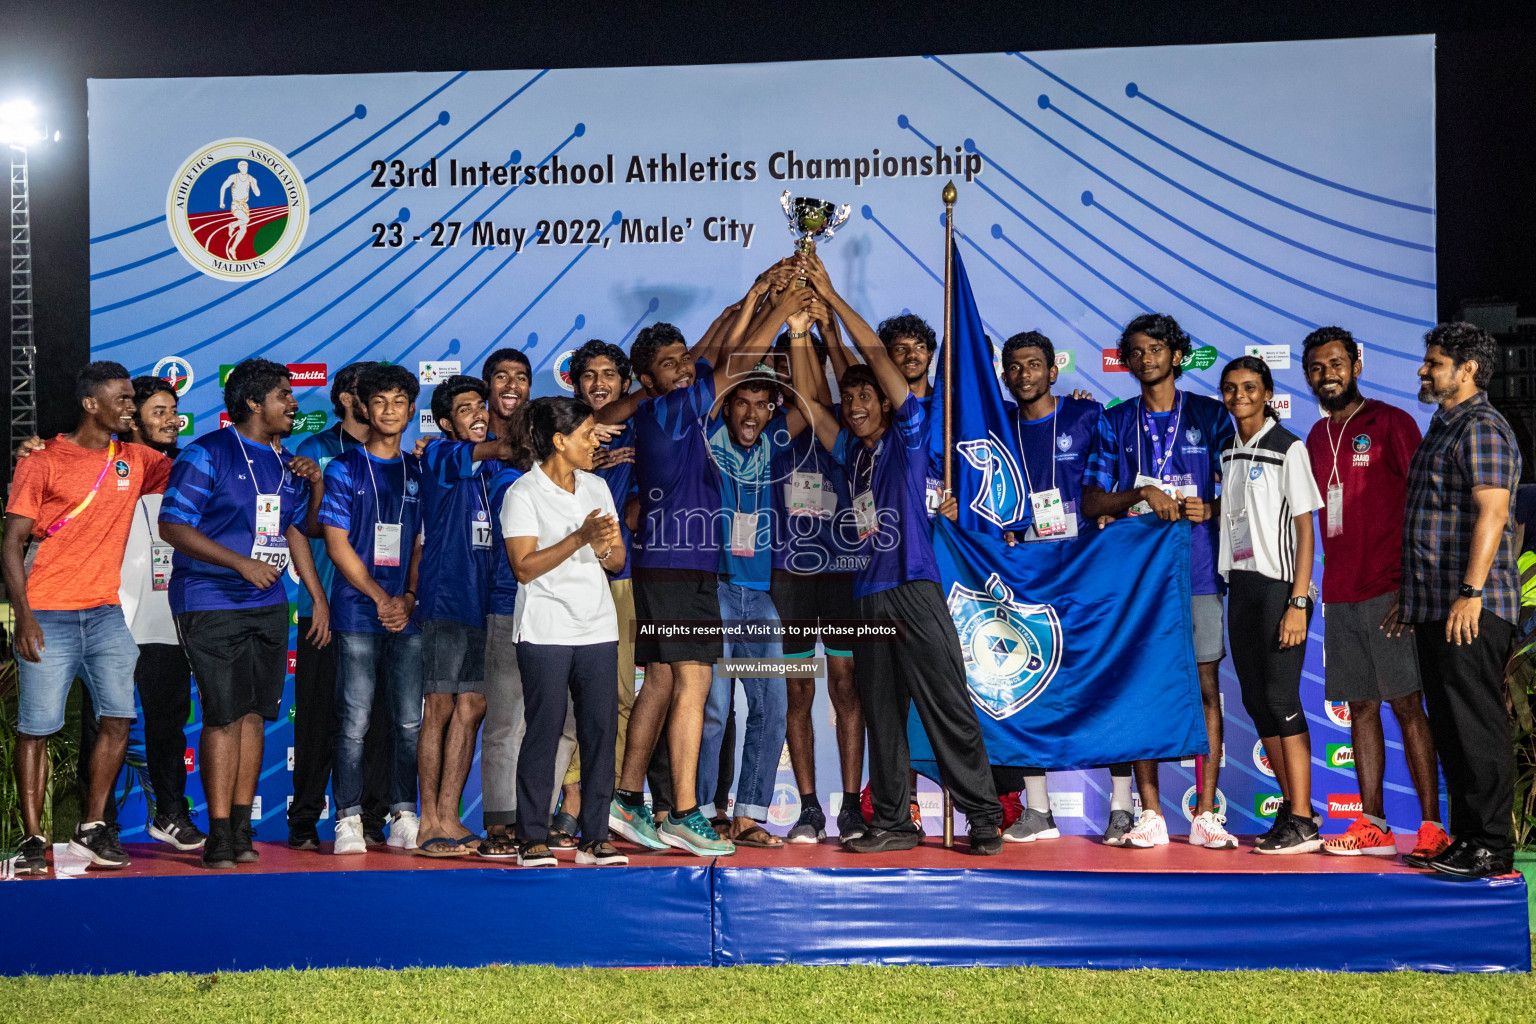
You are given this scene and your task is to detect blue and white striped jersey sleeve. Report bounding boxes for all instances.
[1084,411,1122,493]
[422,438,478,485]
[895,393,924,450]
[159,442,216,528]
[317,457,355,532]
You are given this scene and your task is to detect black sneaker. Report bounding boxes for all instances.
[844,826,924,854]
[836,802,869,844]
[148,812,207,851]
[287,822,321,851]
[68,821,130,869]
[202,821,237,870]
[1255,800,1292,847]
[15,834,49,876]
[787,804,827,844]
[1255,813,1323,855]
[1429,838,1513,879]
[1101,809,1136,846]
[362,817,388,848]
[233,816,260,865]
[968,825,1004,856]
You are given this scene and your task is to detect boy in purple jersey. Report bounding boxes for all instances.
[994,331,1106,845]
[414,375,506,856]
[1082,314,1238,851]
[317,363,426,856]
[159,359,330,869]
[794,251,1004,856]
[598,271,812,856]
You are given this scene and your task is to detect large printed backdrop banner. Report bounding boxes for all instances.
[88,37,1436,838]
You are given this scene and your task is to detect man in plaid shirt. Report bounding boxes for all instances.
[1400,322,1521,879]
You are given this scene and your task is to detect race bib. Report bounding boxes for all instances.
[151,543,174,591]
[1326,483,1343,539]
[1129,473,1184,517]
[730,511,759,558]
[924,476,944,518]
[374,522,403,567]
[250,493,289,571]
[471,511,492,550]
[853,489,878,540]
[1229,507,1255,563]
[1029,487,1069,539]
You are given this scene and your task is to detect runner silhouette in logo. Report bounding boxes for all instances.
[218,161,260,260]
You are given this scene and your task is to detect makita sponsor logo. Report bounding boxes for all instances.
[1328,794,1363,818]
[286,363,328,386]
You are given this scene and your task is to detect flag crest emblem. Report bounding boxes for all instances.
[948,573,1062,720]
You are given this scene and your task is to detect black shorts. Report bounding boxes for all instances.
[421,618,487,695]
[633,568,722,665]
[770,569,857,657]
[176,604,290,729]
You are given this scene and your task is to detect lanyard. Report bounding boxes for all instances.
[851,435,882,495]
[1014,405,1057,495]
[235,430,287,495]
[363,452,406,526]
[46,440,116,537]
[1324,399,1366,491]
[1136,392,1184,481]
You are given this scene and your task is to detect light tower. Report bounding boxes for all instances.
[1,100,55,466]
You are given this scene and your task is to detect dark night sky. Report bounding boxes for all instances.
[2,0,1533,434]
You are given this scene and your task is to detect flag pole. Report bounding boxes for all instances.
[941,179,957,850]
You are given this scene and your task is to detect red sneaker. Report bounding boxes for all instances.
[1323,816,1396,857]
[1403,822,1450,868]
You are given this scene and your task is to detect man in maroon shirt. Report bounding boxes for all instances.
[1302,327,1447,864]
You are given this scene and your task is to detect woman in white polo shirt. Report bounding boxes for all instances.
[502,396,628,867]
[1218,355,1324,856]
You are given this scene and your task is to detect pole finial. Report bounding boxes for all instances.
[942,180,958,205]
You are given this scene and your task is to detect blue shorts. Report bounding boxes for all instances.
[16,606,139,736]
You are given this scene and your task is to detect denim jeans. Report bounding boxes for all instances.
[17,606,138,736]
[333,630,423,819]
[697,582,785,821]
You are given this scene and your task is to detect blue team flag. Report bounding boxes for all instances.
[929,247,1029,538]
[912,516,1207,771]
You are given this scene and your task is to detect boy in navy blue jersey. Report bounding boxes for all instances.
[414,375,505,856]
[159,358,330,869]
[794,252,1004,856]
[1082,313,1239,851]
[599,271,812,857]
[288,362,394,851]
[317,362,426,856]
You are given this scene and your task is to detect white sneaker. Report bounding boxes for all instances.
[1126,810,1170,848]
[386,810,420,850]
[1188,810,1239,850]
[333,815,366,855]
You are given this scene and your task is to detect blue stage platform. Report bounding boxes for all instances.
[1,837,1527,975]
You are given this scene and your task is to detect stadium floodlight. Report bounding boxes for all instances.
[0,99,46,146]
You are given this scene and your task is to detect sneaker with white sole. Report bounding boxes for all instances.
[836,802,869,844]
[786,804,827,844]
[1324,816,1397,857]
[333,815,367,855]
[148,812,207,851]
[386,810,419,850]
[68,821,129,869]
[1003,807,1061,843]
[1101,809,1136,846]
[1255,813,1323,855]
[1189,810,1239,849]
[575,841,629,866]
[609,796,668,850]
[659,809,736,856]
[1126,810,1170,848]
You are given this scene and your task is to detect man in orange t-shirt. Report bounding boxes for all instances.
[2,361,172,876]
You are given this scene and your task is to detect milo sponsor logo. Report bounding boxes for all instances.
[1255,793,1284,818]
[1326,743,1355,769]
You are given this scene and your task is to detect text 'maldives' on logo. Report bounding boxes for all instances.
[166,138,309,282]
[555,350,578,392]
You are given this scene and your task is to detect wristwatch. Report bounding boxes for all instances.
[1287,595,1312,611]
[1458,583,1483,599]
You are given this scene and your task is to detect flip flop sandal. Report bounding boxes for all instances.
[709,816,732,836]
[416,836,472,858]
[454,833,483,850]
[732,824,783,849]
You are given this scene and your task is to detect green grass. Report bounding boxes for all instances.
[2,961,1535,1024]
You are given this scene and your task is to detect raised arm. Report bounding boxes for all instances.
[799,252,907,409]
[711,284,813,398]
[789,319,841,454]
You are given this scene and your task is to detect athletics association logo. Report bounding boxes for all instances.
[1252,740,1275,777]
[1325,700,1352,728]
[1182,786,1227,822]
[555,350,578,392]
[166,138,309,282]
[956,433,1028,528]
[948,573,1061,720]
[153,356,194,397]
